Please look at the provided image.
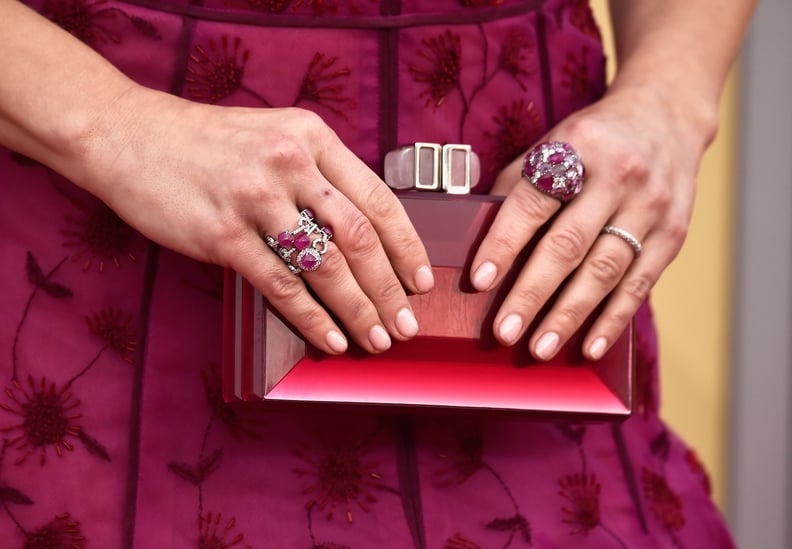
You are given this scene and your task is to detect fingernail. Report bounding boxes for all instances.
[588,337,607,360]
[395,308,419,338]
[472,262,497,291]
[498,313,523,345]
[535,332,560,360]
[326,330,348,354]
[369,325,392,352]
[414,265,434,293]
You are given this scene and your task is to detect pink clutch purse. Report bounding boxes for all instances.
[222,193,634,418]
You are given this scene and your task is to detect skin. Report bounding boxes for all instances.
[471,0,757,360]
[0,0,756,360]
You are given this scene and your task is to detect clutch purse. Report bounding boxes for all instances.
[221,191,634,418]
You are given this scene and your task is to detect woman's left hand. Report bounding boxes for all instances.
[470,85,715,361]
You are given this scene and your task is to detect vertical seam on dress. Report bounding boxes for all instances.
[122,15,196,548]
[395,415,427,549]
[378,0,401,174]
[122,242,160,549]
[535,10,556,129]
[611,422,650,534]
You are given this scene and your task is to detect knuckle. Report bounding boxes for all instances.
[552,302,588,331]
[610,146,651,185]
[621,272,654,304]
[587,251,624,286]
[362,183,403,220]
[512,285,547,313]
[603,308,634,332]
[513,184,556,218]
[369,275,404,304]
[265,270,305,303]
[540,226,588,265]
[342,212,380,257]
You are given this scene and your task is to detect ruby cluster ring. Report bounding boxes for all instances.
[265,209,333,274]
[521,141,585,203]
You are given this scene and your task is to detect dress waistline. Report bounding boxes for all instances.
[115,0,548,28]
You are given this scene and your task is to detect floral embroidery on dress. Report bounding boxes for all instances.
[85,307,137,363]
[561,46,603,104]
[41,0,161,47]
[187,37,252,104]
[566,0,601,39]
[444,533,483,549]
[433,426,532,546]
[483,99,542,172]
[21,512,86,549]
[198,511,253,549]
[641,467,685,531]
[684,449,712,495]
[497,29,535,91]
[293,436,385,523]
[61,199,140,272]
[201,366,265,440]
[459,0,503,7]
[296,53,357,120]
[559,472,601,534]
[0,376,81,466]
[410,30,462,108]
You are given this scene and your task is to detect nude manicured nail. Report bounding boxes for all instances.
[588,337,607,360]
[498,313,523,345]
[414,265,434,293]
[535,332,560,360]
[369,325,392,352]
[326,330,348,354]
[472,262,497,291]
[395,308,419,338]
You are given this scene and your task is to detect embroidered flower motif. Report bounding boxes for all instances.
[559,473,601,534]
[410,30,462,107]
[293,438,384,523]
[0,376,82,466]
[201,366,264,439]
[86,307,137,363]
[296,53,356,119]
[22,513,86,549]
[567,0,602,40]
[61,199,138,272]
[187,37,251,103]
[684,449,712,495]
[42,0,160,47]
[483,99,542,173]
[434,433,484,487]
[498,29,535,91]
[641,467,685,531]
[198,512,252,549]
[561,47,595,102]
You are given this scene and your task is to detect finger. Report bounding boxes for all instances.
[468,167,561,294]
[230,231,350,355]
[582,225,685,360]
[313,129,434,294]
[297,182,420,344]
[526,220,644,361]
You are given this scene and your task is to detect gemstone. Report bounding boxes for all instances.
[548,152,565,164]
[322,226,334,238]
[303,208,315,219]
[536,174,555,193]
[297,249,320,271]
[277,231,294,247]
[294,232,311,250]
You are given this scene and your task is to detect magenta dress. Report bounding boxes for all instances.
[0,1,735,547]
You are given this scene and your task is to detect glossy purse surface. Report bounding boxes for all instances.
[222,194,633,418]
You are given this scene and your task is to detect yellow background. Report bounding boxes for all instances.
[591,0,736,508]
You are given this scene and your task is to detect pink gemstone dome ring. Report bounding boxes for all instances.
[521,141,585,203]
[264,209,332,274]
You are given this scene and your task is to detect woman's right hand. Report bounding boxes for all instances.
[77,85,434,355]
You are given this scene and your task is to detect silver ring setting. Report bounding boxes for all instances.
[265,209,333,274]
[601,225,642,258]
[521,141,585,203]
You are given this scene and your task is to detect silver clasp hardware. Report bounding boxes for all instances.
[413,142,472,195]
